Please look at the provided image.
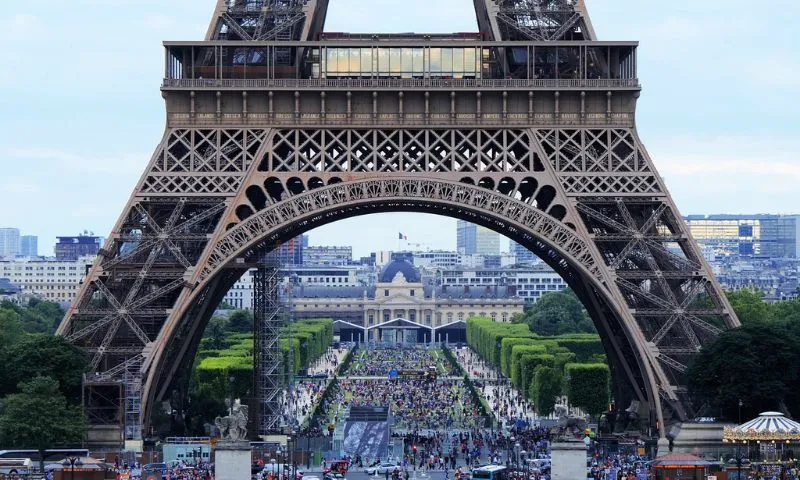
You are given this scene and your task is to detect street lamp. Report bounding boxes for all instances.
[514,442,521,470]
[287,436,295,480]
[61,457,83,480]
[520,450,527,476]
[737,399,744,480]
[277,448,283,480]
[229,375,236,413]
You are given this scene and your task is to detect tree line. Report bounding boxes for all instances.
[466,315,610,418]
[172,312,334,436]
[687,289,800,421]
[0,300,87,467]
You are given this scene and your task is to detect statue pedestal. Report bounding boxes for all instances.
[215,440,252,480]
[551,441,587,480]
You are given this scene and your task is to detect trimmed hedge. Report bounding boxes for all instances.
[555,338,605,362]
[196,318,333,388]
[441,345,465,376]
[501,337,538,376]
[519,354,555,394]
[565,363,610,417]
[467,317,535,367]
[530,365,561,413]
[468,316,610,416]
[510,345,548,387]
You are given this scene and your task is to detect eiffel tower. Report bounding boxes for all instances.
[58,0,739,444]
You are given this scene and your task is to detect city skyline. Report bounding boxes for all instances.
[1,0,798,257]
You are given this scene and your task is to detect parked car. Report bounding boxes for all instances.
[365,464,399,475]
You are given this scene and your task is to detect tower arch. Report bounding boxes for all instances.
[57,0,739,445]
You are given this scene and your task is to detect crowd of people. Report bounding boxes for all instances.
[456,346,538,428]
[345,346,443,377]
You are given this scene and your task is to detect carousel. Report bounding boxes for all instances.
[723,411,800,478]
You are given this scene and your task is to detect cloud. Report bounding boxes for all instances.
[647,135,800,213]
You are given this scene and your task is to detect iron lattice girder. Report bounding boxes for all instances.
[495,0,584,41]
[218,0,310,41]
[254,262,284,434]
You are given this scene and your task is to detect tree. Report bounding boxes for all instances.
[228,310,254,333]
[0,307,25,347]
[530,365,561,414]
[0,336,88,404]
[726,289,772,324]
[687,322,800,419]
[0,377,86,471]
[520,290,595,336]
[203,316,229,349]
[565,363,610,417]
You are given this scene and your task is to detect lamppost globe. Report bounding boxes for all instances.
[61,457,83,480]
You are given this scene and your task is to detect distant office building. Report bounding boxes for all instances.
[273,235,305,266]
[457,221,500,255]
[439,266,567,303]
[372,251,393,267]
[55,234,103,261]
[510,241,539,265]
[223,265,361,309]
[19,235,38,257]
[0,228,20,258]
[0,256,94,305]
[303,246,352,266]
[412,250,461,269]
[685,215,800,258]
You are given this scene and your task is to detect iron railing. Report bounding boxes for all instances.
[167,112,634,127]
[162,77,640,89]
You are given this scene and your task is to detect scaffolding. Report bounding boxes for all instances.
[254,254,284,435]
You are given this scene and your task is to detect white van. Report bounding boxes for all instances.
[0,458,33,476]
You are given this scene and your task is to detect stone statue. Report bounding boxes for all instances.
[555,402,588,431]
[215,399,249,441]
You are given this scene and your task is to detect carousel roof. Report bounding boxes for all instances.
[724,411,800,442]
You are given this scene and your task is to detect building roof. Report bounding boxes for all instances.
[379,259,421,283]
[366,318,432,330]
[652,453,712,468]
[291,285,369,298]
[0,277,20,294]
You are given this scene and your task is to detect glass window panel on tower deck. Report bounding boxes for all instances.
[361,48,373,77]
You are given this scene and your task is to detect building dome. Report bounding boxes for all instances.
[379,259,421,283]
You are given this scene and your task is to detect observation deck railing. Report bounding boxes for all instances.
[167,111,634,127]
[162,77,640,90]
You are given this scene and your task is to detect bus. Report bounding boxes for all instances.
[0,449,89,463]
[472,465,508,480]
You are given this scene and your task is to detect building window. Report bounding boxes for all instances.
[458,312,464,321]
[384,289,389,297]
[410,311,416,322]
[384,312,390,322]
[368,314,374,325]
[425,314,431,323]
[410,289,415,296]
